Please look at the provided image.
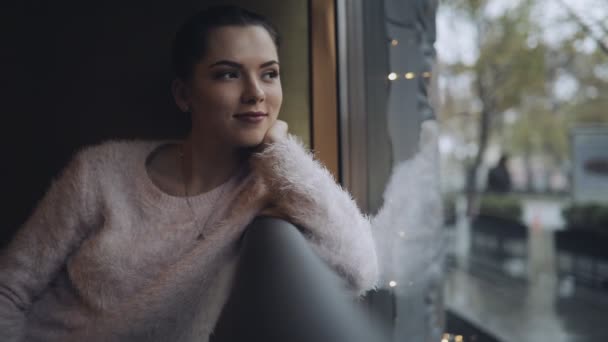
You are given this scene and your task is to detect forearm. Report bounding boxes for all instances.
[251,135,378,294]
[0,149,100,341]
[0,285,26,342]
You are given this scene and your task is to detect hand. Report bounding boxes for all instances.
[263,120,288,145]
[257,206,286,219]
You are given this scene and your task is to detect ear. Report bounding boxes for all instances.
[172,78,191,112]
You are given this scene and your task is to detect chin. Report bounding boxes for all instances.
[233,134,265,148]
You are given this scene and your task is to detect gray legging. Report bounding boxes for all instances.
[210,217,385,342]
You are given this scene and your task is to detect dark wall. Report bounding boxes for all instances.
[1,0,310,246]
[2,1,185,246]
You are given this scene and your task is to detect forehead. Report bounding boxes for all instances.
[203,25,278,64]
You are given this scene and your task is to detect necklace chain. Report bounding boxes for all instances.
[179,144,228,240]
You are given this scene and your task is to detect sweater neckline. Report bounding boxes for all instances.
[138,140,239,211]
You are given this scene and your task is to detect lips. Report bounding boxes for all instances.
[233,111,268,123]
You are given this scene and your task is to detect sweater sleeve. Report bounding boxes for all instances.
[251,135,378,295]
[0,150,100,342]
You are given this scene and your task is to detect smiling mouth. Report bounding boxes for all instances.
[234,111,268,117]
[233,112,268,123]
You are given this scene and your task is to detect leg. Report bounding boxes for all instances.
[210,217,384,342]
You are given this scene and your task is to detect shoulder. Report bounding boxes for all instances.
[77,139,152,159]
[74,139,156,168]
[62,139,161,186]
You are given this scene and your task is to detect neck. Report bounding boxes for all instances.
[180,132,245,195]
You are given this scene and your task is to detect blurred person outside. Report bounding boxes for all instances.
[487,154,512,194]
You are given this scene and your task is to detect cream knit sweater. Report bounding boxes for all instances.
[0,135,378,342]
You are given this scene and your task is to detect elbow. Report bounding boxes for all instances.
[339,228,379,296]
[354,220,380,296]
[351,248,380,297]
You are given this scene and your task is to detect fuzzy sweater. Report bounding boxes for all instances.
[0,135,378,342]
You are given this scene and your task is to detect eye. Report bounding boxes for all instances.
[262,70,280,80]
[213,70,239,80]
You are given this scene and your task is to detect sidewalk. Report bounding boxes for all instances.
[444,195,608,341]
[445,264,608,342]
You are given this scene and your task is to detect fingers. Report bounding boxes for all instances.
[264,120,289,144]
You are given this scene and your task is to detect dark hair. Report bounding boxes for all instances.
[172,5,280,81]
[499,154,509,165]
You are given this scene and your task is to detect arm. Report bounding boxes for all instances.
[251,133,378,296]
[0,150,100,341]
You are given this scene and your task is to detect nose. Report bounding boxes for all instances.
[241,76,265,104]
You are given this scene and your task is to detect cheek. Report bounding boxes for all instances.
[193,84,239,111]
[267,86,283,115]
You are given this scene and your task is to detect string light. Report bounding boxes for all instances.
[388,72,423,81]
[441,333,464,341]
[389,280,397,287]
[391,39,399,46]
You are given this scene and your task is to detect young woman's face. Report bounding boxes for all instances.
[180,25,282,148]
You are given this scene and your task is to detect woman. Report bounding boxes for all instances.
[0,5,378,342]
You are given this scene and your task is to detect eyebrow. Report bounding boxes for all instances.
[208,60,279,69]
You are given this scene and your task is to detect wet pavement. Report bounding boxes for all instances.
[445,266,608,342]
[444,196,608,341]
